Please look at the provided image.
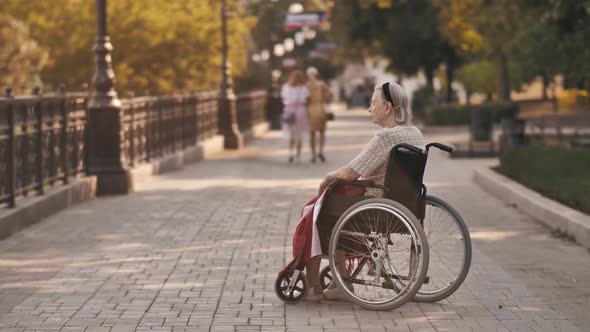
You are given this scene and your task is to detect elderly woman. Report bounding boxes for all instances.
[305,82,425,302]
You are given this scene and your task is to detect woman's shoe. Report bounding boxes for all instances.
[318,153,326,163]
[303,291,323,303]
[311,156,317,163]
[323,287,349,302]
[288,156,294,163]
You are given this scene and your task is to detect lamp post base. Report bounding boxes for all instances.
[91,169,133,196]
[218,94,244,150]
[223,132,244,150]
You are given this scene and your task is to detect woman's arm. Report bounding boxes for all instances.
[318,166,360,194]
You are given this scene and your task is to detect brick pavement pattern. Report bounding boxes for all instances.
[0,108,589,332]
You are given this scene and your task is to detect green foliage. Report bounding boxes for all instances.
[330,0,454,86]
[435,0,590,96]
[499,145,590,214]
[0,14,48,94]
[547,0,590,91]
[509,21,564,89]
[426,102,518,125]
[233,62,270,93]
[425,104,471,126]
[411,86,436,120]
[3,1,255,95]
[456,60,497,97]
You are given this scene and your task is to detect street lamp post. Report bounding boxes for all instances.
[267,37,283,130]
[218,0,244,149]
[87,0,131,195]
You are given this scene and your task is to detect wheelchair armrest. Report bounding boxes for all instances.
[328,179,389,192]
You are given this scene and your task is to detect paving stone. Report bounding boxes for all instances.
[0,108,589,331]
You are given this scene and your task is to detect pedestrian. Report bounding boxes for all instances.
[281,70,310,163]
[306,67,332,163]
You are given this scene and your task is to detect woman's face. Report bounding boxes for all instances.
[368,90,391,125]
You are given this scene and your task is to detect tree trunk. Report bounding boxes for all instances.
[466,90,472,105]
[541,72,548,100]
[424,66,434,92]
[498,53,511,101]
[446,50,455,102]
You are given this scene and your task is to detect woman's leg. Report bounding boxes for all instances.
[309,131,317,162]
[303,257,323,302]
[327,250,348,289]
[288,134,295,162]
[295,134,302,161]
[306,256,321,287]
[319,130,326,160]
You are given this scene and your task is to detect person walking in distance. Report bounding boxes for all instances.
[281,70,310,163]
[306,67,332,163]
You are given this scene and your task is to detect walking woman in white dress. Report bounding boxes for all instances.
[281,70,310,163]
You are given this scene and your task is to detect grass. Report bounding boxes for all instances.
[498,145,590,215]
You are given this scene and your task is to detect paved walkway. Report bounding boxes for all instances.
[0,108,589,332]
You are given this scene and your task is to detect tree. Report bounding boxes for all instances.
[434,0,534,101]
[545,0,590,91]
[509,21,564,99]
[3,1,256,95]
[456,60,497,102]
[0,15,48,94]
[330,0,461,101]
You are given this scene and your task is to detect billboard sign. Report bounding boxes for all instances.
[284,11,328,31]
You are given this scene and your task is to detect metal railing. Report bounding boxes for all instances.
[122,91,219,167]
[0,90,88,207]
[1,88,270,207]
[236,90,268,132]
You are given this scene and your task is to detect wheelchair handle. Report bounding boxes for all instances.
[394,143,423,155]
[426,142,453,154]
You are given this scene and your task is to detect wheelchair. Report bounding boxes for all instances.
[275,142,472,311]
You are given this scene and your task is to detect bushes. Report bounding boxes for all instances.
[499,146,590,215]
[425,102,518,125]
[411,86,436,120]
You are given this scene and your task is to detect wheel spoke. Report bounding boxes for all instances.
[330,200,428,309]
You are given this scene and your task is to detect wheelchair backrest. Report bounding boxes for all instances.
[383,144,427,220]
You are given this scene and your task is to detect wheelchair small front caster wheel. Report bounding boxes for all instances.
[275,269,308,304]
[320,266,333,290]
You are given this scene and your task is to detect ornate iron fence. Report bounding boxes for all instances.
[236,90,268,132]
[1,88,269,207]
[121,91,219,167]
[0,90,87,208]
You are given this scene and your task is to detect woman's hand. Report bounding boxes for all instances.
[318,167,361,195]
[318,175,335,194]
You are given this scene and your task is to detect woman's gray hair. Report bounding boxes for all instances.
[374,83,413,124]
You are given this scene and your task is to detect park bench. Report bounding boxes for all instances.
[524,111,590,147]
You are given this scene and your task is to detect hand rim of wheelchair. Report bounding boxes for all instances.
[275,269,308,304]
[413,195,472,303]
[327,198,429,311]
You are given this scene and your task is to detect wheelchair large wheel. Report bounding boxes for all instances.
[328,198,429,311]
[275,270,308,304]
[414,195,472,303]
